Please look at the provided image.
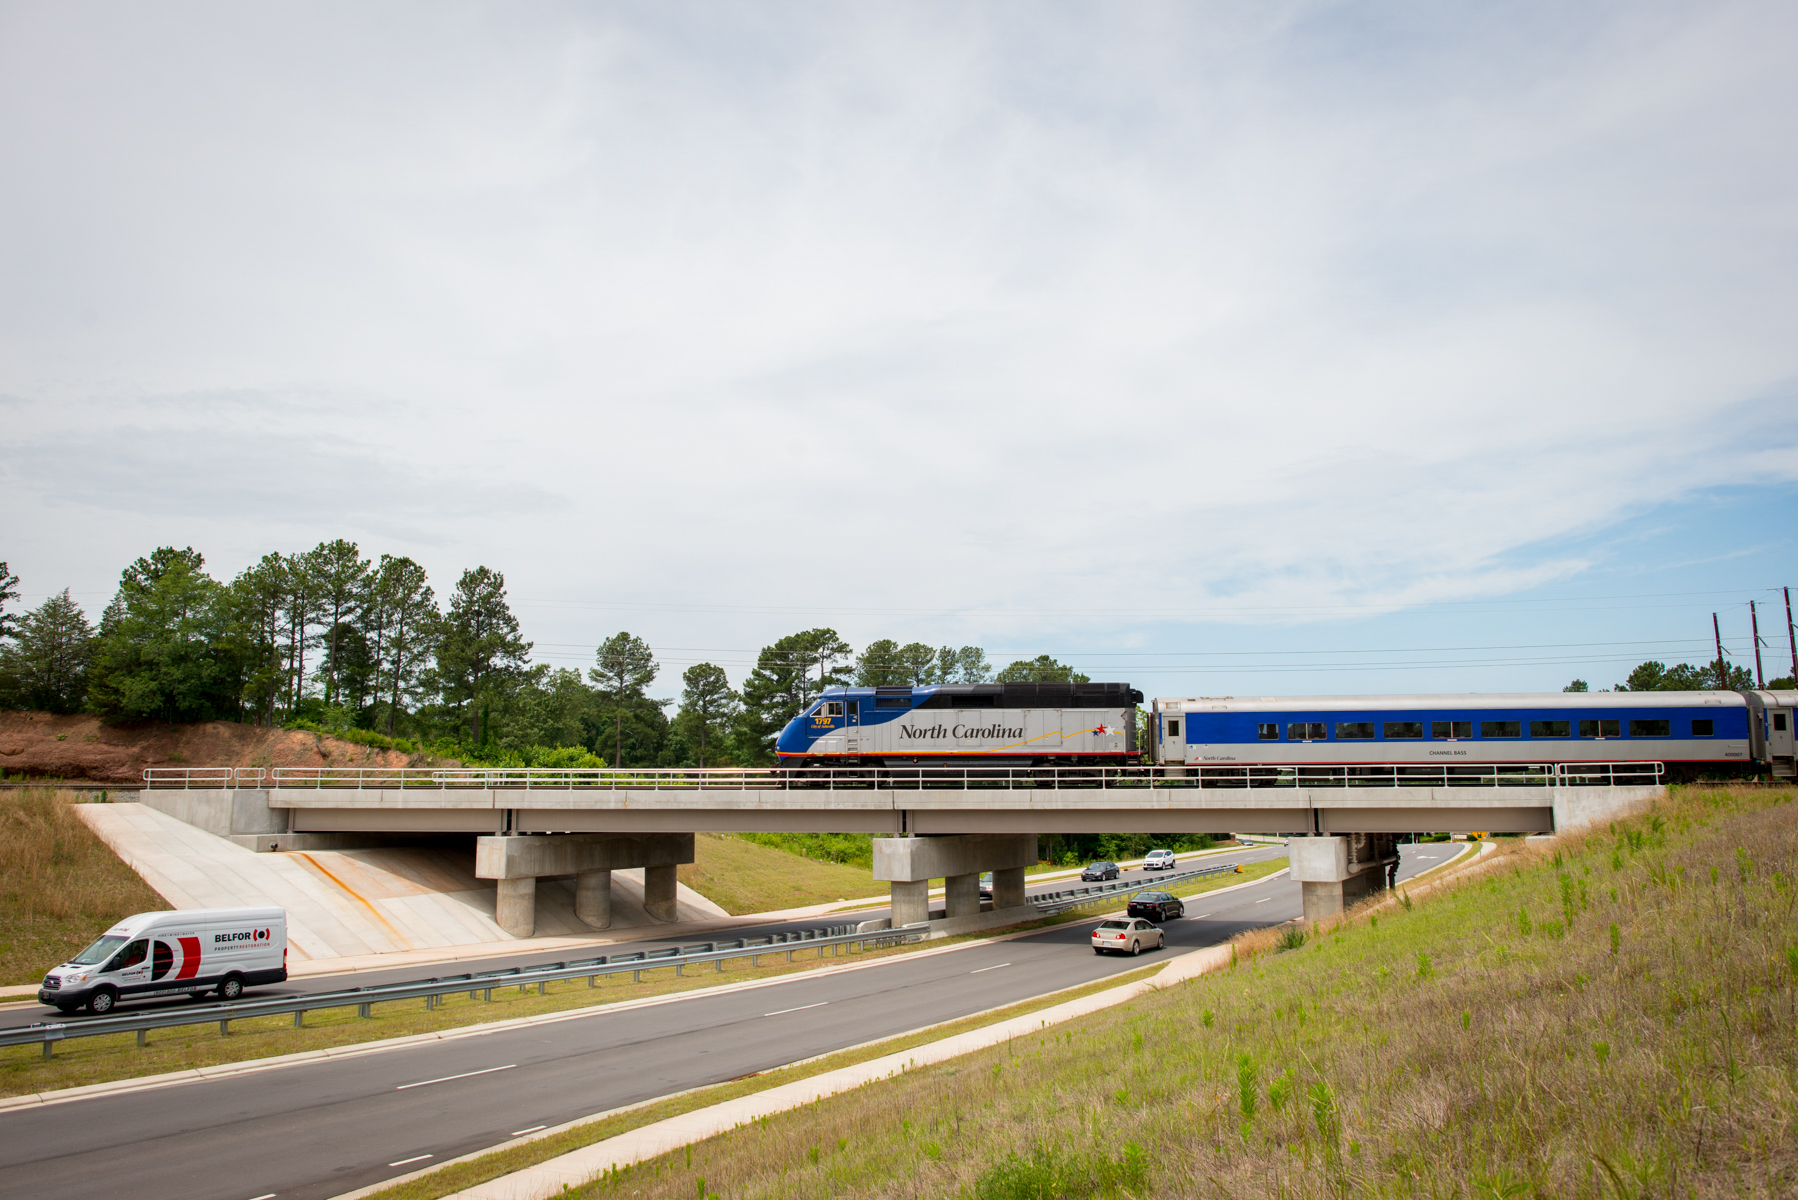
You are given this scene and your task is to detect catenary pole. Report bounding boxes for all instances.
[1713,612,1728,690]
[1787,587,1798,685]
[1750,601,1765,688]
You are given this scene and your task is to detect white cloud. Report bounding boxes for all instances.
[0,0,1794,670]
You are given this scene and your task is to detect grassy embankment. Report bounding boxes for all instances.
[0,787,166,985]
[519,784,1793,1200]
[679,834,878,914]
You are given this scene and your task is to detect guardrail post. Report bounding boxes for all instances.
[294,1011,303,1028]
[358,1003,371,1018]
[137,1029,146,1047]
[42,1039,52,1059]
[219,1019,229,1036]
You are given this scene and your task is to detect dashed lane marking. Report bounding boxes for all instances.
[396,1064,516,1090]
[969,963,1011,974]
[1255,897,1271,903]
[388,1155,433,1167]
[510,1125,548,1137]
[764,1002,827,1017]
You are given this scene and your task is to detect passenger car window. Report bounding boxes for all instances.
[1167,719,1181,738]
[1629,719,1671,738]
[1335,722,1375,739]
[1579,719,1621,738]
[1288,722,1326,741]
[1431,721,1472,739]
[1691,719,1714,737]
[1384,722,1423,739]
[1480,721,1521,738]
[1257,723,1279,740]
[1530,720,1571,738]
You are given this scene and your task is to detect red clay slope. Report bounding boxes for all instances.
[0,711,443,786]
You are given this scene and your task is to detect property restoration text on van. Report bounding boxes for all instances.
[38,908,288,1014]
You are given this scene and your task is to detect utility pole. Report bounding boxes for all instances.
[1750,601,1766,688]
[1713,612,1728,690]
[1787,586,1798,685]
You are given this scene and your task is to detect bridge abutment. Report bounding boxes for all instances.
[475,832,694,938]
[1290,833,1399,923]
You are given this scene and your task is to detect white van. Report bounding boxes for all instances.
[37,907,288,1014]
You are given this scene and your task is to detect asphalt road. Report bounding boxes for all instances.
[3,845,1295,1028]
[0,844,1454,1200]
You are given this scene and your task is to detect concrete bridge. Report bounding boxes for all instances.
[141,763,1663,930]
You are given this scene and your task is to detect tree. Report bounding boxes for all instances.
[994,654,1091,683]
[366,555,437,736]
[590,632,660,769]
[87,547,239,722]
[1563,679,1588,692]
[675,663,740,767]
[738,629,852,762]
[932,645,990,684]
[1614,660,1750,692]
[853,639,906,686]
[302,540,371,709]
[0,589,95,712]
[228,554,294,725]
[433,566,531,748]
[513,666,596,750]
[0,561,19,641]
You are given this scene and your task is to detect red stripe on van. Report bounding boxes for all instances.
[175,937,202,979]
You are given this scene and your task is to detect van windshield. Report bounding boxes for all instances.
[69,935,128,966]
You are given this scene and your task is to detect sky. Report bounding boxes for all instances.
[1,0,1795,698]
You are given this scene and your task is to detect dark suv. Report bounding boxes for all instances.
[1126,890,1185,922]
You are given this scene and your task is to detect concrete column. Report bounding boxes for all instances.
[574,868,613,929]
[1301,880,1346,923]
[890,880,929,928]
[944,872,980,918]
[642,863,678,922]
[991,865,1027,910]
[496,876,536,937]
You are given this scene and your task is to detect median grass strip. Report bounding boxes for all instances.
[0,788,167,985]
[677,834,877,915]
[529,785,1795,1200]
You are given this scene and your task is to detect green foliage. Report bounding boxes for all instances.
[737,629,851,763]
[1615,659,1751,692]
[993,655,1090,683]
[1236,1053,1259,1118]
[433,566,532,748]
[1267,1067,1296,1112]
[0,589,95,713]
[1564,679,1589,692]
[0,560,19,642]
[1276,926,1307,952]
[973,1141,1147,1200]
[86,547,241,722]
[736,831,872,867]
[674,664,739,767]
[282,719,421,756]
[590,632,663,769]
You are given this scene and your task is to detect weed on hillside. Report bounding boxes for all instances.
[582,786,1796,1199]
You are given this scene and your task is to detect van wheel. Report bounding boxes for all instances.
[87,987,117,1015]
[217,976,244,1001]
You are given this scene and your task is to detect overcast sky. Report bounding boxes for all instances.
[2,0,1794,696]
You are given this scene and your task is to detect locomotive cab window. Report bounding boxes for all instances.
[1384,722,1423,739]
[1691,719,1714,737]
[1288,722,1326,741]
[1480,721,1521,738]
[818,702,844,718]
[1530,720,1571,738]
[1257,723,1279,740]
[1335,722,1375,740]
[1629,719,1671,738]
[1431,721,1472,740]
[1579,719,1620,738]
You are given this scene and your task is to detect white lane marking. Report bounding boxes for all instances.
[510,1125,548,1137]
[1255,897,1271,903]
[249,1194,277,1199]
[396,1064,515,1090]
[388,1155,433,1167]
[969,963,1011,974]
[1194,914,1210,919]
[764,1002,827,1017]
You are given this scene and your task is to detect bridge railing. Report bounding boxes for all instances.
[142,762,1667,790]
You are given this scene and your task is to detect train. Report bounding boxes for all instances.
[775,684,1798,778]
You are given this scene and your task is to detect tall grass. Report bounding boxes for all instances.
[573,785,1797,1199]
[0,788,167,983]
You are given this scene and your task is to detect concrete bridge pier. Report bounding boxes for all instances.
[873,834,1038,934]
[475,832,695,938]
[1290,833,1400,923]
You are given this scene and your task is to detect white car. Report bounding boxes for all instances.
[1091,918,1165,956]
[1143,849,1177,871]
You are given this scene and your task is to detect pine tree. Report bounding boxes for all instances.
[0,589,96,712]
[676,663,740,768]
[433,566,529,747]
[590,632,660,769]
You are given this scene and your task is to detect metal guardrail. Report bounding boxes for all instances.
[6,924,919,1059]
[1031,861,1246,915]
[142,762,1668,791]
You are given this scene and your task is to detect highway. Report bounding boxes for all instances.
[0,844,1455,1200]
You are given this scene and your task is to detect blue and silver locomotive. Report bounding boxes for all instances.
[775,682,1143,768]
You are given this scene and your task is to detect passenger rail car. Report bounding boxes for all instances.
[776,682,1142,767]
[1151,690,1798,779]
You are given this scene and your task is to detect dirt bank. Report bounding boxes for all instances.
[0,711,444,786]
